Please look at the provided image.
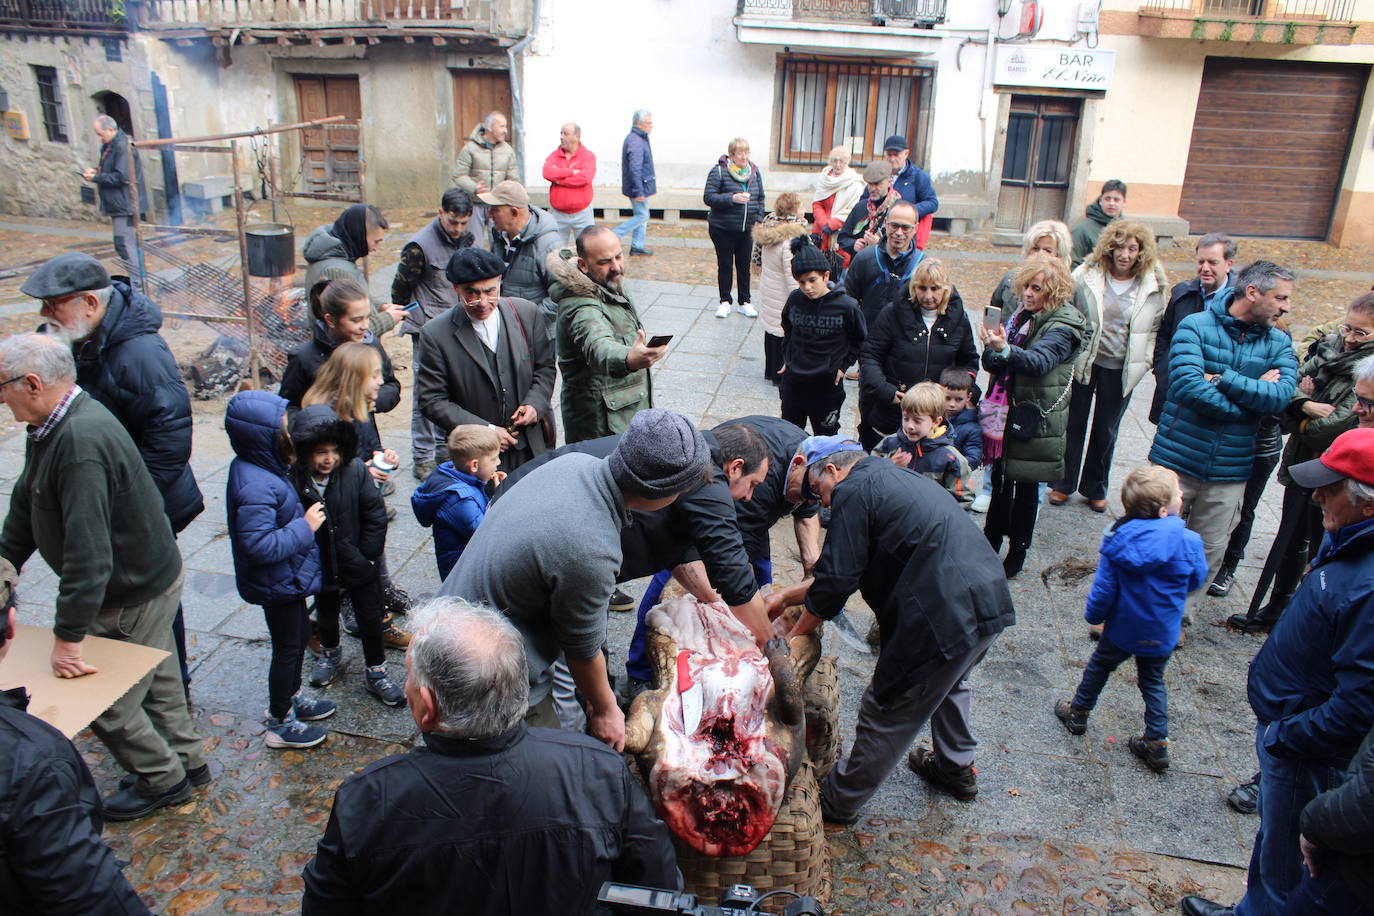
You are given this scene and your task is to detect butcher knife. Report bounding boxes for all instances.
[676,650,703,733]
[829,610,872,655]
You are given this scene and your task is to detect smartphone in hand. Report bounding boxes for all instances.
[647,334,673,348]
[983,306,1002,330]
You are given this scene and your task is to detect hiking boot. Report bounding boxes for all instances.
[383,583,414,616]
[341,594,358,635]
[119,763,211,792]
[292,693,337,722]
[1208,563,1237,597]
[1054,699,1089,735]
[907,746,978,801]
[1128,735,1169,773]
[102,776,193,822]
[818,790,859,825]
[609,587,636,613]
[413,459,437,481]
[381,619,411,649]
[365,665,406,707]
[264,713,328,749]
[309,646,343,687]
[1228,772,1260,814]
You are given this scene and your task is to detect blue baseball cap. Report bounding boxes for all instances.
[798,435,864,501]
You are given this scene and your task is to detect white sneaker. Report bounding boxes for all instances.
[715,301,731,319]
[970,494,991,513]
[738,302,758,318]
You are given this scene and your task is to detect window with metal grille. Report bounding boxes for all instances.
[32,67,68,143]
[778,57,933,168]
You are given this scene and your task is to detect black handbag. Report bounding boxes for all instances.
[1006,383,1072,442]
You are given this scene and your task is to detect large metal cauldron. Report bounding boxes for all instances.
[245,223,295,277]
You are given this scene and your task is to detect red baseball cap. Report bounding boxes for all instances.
[1289,427,1374,489]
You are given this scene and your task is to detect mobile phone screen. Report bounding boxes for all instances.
[647,334,673,348]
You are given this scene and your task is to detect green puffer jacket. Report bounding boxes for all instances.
[452,124,518,197]
[983,303,1088,483]
[1278,331,1372,484]
[548,249,653,443]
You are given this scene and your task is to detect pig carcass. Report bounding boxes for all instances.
[623,596,819,857]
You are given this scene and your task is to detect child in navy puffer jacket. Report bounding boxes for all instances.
[225,390,334,750]
[1054,465,1208,774]
[411,425,504,580]
[940,366,982,470]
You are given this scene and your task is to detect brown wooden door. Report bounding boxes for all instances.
[294,75,362,195]
[996,96,1080,232]
[1179,58,1367,239]
[451,69,512,152]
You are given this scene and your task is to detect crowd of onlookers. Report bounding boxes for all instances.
[0,106,1372,916]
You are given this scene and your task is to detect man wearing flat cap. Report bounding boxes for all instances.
[765,437,1014,825]
[1183,428,1374,916]
[478,179,563,342]
[414,247,556,472]
[441,409,719,751]
[22,251,203,691]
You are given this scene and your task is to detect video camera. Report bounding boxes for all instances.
[598,882,824,916]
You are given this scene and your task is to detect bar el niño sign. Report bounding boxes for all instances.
[995,46,1116,91]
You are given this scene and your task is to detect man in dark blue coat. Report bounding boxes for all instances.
[882,134,939,224]
[613,110,656,257]
[23,252,204,687]
[82,115,138,263]
[1182,428,1374,916]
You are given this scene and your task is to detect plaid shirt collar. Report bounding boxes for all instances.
[28,385,82,442]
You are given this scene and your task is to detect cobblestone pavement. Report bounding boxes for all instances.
[0,212,1353,913]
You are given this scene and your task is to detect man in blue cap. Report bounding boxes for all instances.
[765,436,1014,823]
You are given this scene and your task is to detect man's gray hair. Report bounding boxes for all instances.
[1235,260,1297,295]
[1355,353,1374,385]
[407,597,528,737]
[633,109,652,127]
[483,110,507,130]
[0,333,76,385]
[94,114,117,131]
[1348,478,1374,507]
[1196,232,1237,261]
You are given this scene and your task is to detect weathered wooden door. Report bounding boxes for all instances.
[294,75,362,195]
[996,96,1080,232]
[451,69,512,152]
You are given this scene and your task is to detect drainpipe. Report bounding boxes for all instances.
[506,0,542,180]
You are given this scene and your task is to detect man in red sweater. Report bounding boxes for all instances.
[542,123,597,244]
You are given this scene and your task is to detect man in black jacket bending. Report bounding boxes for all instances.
[766,439,1015,824]
[302,597,679,914]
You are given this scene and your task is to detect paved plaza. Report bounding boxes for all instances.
[0,223,1321,914]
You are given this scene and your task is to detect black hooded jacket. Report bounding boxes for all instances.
[288,406,387,591]
[858,293,977,433]
[279,320,400,460]
[52,277,203,533]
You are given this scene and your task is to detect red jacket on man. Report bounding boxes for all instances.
[542,143,597,214]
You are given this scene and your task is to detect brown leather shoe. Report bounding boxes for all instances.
[1088,499,1108,513]
[1047,490,1070,506]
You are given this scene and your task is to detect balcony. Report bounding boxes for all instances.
[131,0,521,41]
[735,0,947,54]
[740,0,946,26]
[1135,0,1357,44]
[0,0,127,34]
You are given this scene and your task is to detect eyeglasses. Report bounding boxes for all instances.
[1356,394,1374,411]
[0,376,25,391]
[463,292,501,305]
[886,222,916,233]
[1340,324,1373,340]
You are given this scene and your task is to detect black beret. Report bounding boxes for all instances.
[446,248,507,286]
[20,253,110,300]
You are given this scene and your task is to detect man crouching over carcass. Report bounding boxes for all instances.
[764,437,1015,823]
[302,598,680,913]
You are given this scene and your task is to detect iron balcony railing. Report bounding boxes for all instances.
[137,0,494,28]
[1138,0,1354,19]
[0,0,127,32]
[739,0,948,26]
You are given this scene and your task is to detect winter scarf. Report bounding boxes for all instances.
[727,160,753,184]
[812,164,864,211]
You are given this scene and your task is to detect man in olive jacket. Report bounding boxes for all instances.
[550,227,666,443]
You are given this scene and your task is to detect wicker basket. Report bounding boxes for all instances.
[803,655,840,780]
[671,760,832,911]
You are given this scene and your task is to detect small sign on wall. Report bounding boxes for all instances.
[994,46,1115,92]
[4,111,29,140]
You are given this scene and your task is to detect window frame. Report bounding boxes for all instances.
[776,55,934,170]
[32,66,68,144]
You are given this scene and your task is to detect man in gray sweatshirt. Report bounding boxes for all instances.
[441,408,712,751]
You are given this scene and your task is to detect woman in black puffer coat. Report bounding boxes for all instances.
[857,258,977,451]
[704,137,765,318]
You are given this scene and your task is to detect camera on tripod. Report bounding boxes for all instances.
[597,882,824,916]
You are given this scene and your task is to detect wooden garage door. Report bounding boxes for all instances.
[1179,58,1367,239]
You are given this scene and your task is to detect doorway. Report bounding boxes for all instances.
[451,69,512,153]
[996,96,1081,232]
[293,75,362,195]
[94,90,134,136]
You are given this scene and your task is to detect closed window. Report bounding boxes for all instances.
[33,67,68,143]
[779,57,932,168]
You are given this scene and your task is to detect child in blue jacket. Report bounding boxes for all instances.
[872,382,973,505]
[1054,465,1208,773]
[225,390,334,751]
[411,425,504,580]
[940,366,983,470]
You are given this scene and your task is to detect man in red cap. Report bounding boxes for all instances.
[1182,428,1374,916]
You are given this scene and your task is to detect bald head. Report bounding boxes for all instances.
[559,122,581,153]
[576,225,625,293]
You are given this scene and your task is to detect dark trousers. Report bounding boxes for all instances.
[763,333,785,379]
[1053,368,1131,501]
[111,214,136,263]
[708,225,753,304]
[316,576,386,669]
[262,598,311,721]
[779,372,844,436]
[1270,484,1326,600]
[1070,635,1171,740]
[1223,450,1282,568]
[983,459,1042,551]
[1281,870,1374,915]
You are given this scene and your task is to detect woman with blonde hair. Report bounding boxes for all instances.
[704,136,765,318]
[1049,220,1168,512]
[857,257,976,450]
[979,252,1088,577]
[303,341,399,475]
[811,145,864,264]
[752,191,810,379]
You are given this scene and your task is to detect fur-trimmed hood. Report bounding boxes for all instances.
[752,216,809,247]
[546,247,629,304]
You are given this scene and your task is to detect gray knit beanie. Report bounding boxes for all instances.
[609,409,711,499]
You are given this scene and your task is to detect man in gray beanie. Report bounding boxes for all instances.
[440,409,712,750]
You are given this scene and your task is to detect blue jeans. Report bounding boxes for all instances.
[614,198,649,250]
[625,556,773,682]
[1281,869,1374,915]
[1070,636,1171,740]
[1235,724,1347,916]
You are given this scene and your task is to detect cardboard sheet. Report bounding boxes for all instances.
[0,624,169,738]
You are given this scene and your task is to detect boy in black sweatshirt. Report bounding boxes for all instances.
[779,238,867,435]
